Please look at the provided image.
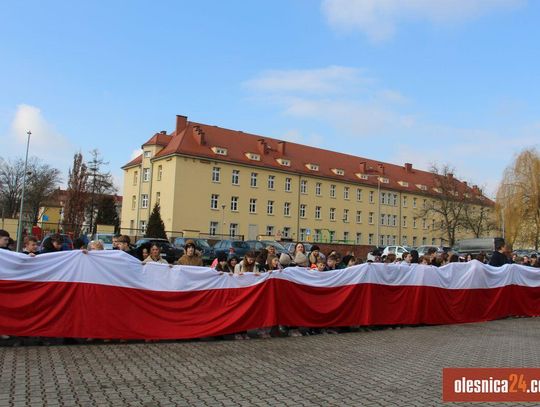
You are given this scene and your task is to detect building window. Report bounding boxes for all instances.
[413,198,417,208]
[380,235,385,246]
[402,216,407,227]
[210,194,219,210]
[300,180,307,194]
[432,238,436,245]
[209,221,218,236]
[422,218,427,229]
[315,206,321,220]
[432,219,436,230]
[266,225,274,236]
[392,194,398,206]
[300,204,306,218]
[402,196,407,207]
[232,170,239,185]
[356,188,362,202]
[343,209,349,223]
[380,214,386,226]
[144,151,151,158]
[157,165,162,181]
[300,228,306,241]
[267,175,275,190]
[156,192,161,205]
[316,183,322,196]
[249,198,257,214]
[392,215,397,226]
[422,237,427,245]
[413,217,417,228]
[285,177,292,192]
[284,202,291,217]
[131,195,136,210]
[133,171,138,186]
[140,220,147,233]
[356,210,362,223]
[212,167,221,183]
[267,200,274,215]
[413,236,418,246]
[369,191,374,203]
[343,231,349,242]
[231,196,239,212]
[369,212,374,224]
[381,192,386,205]
[250,172,258,187]
[330,184,336,198]
[283,227,291,238]
[356,232,362,244]
[368,233,374,245]
[229,223,238,237]
[314,229,321,242]
[329,230,335,242]
[142,168,150,182]
[423,199,427,209]
[402,236,408,246]
[344,187,350,200]
[141,194,149,209]
[330,208,336,221]
[130,220,134,230]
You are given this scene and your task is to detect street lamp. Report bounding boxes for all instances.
[16,131,31,252]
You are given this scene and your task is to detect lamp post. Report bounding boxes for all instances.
[16,131,31,252]
[221,204,226,237]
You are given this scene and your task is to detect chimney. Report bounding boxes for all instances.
[277,141,286,155]
[160,130,167,135]
[257,139,268,155]
[377,163,385,175]
[359,162,367,173]
[193,125,206,146]
[176,115,187,134]
[404,163,413,173]
[463,181,468,187]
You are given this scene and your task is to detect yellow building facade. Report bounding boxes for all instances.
[121,115,488,246]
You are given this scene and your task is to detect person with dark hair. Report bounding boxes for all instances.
[41,234,64,253]
[385,253,397,264]
[177,239,203,266]
[0,230,11,250]
[73,238,86,250]
[308,245,325,266]
[401,252,412,264]
[234,251,259,275]
[112,234,121,250]
[448,253,459,263]
[326,254,338,270]
[256,249,269,272]
[22,236,39,257]
[410,250,419,264]
[489,240,509,267]
[116,235,139,258]
[143,244,168,264]
[215,252,232,273]
[267,255,283,271]
[292,242,309,267]
[339,255,356,269]
[529,254,539,268]
[228,256,240,271]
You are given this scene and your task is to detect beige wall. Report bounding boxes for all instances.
[121,152,480,246]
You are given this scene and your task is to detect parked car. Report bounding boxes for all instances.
[94,233,114,250]
[416,245,452,256]
[453,238,504,257]
[173,237,214,265]
[212,240,251,259]
[382,245,414,260]
[134,238,183,264]
[39,234,74,252]
[245,240,288,257]
[258,240,288,255]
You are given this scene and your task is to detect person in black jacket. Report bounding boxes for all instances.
[489,240,510,267]
[0,229,10,250]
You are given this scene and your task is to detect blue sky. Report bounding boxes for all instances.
[1,0,538,196]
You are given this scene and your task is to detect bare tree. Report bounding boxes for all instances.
[0,157,26,218]
[63,153,89,236]
[462,198,496,238]
[25,161,62,224]
[86,149,116,234]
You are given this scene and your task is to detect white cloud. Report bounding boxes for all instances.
[130,149,142,160]
[244,65,371,95]
[321,0,525,42]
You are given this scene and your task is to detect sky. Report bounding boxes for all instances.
[0,0,538,197]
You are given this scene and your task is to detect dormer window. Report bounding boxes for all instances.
[144,151,151,158]
[306,163,319,171]
[245,152,261,161]
[416,184,427,191]
[211,146,228,156]
[398,181,409,187]
[276,158,291,167]
[379,177,389,184]
[356,173,369,180]
[332,168,345,176]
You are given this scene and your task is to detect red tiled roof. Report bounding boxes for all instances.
[123,154,142,169]
[124,116,491,203]
[143,132,171,147]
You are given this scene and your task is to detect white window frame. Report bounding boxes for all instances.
[212,167,221,183]
[249,198,257,214]
[285,177,292,192]
[250,172,258,188]
[143,168,150,182]
[316,182,322,196]
[315,206,321,220]
[300,180,307,194]
[141,194,149,209]
[210,194,219,210]
[230,196,239,212]
[284,202,291,217]
[267,200,274,215]
[300,204,306,218]
[329,208,336,221]
[330,184,336,198]
[268,175,275,190]
[232,170,240,185]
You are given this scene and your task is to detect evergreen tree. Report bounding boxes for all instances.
[145,203,167,239]
[94,195,120,234]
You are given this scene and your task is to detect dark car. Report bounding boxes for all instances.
[39,234,74,252]
[213,240,251,259]
[135,238,183,264]
[173,237,214,265]
[259,240,288,255]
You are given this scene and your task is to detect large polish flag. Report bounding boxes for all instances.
[0,250,539,340]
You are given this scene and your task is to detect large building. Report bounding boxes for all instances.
[121,115,490,245]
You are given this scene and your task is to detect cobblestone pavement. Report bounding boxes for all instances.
[1,318,540,406]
